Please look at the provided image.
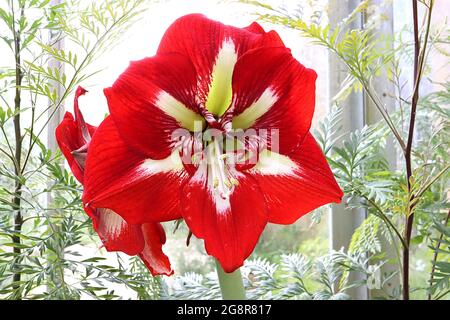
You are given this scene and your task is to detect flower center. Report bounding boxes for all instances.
[172,105,269,200]
[206,136,239,200]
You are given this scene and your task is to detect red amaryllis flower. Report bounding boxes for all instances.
[55,87,173,275]
[82,14,343,272]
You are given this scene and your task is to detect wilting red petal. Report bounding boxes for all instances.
[250,133,343,225]
[139,223,173,276]
[55,112,96,183]
[84,207,172,275]
[83,116,187,224]
[157,14,285,104]
[73,86,91,144]
[93,208,145,255]
[104,53,202,160]
[182,167,267,272]
[230,47,317,155]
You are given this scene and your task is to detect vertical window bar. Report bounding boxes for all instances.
[328,0,368,300]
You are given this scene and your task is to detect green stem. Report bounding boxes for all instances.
[215,260,246,300]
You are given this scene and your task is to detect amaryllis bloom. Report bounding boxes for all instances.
[55,87,172,275]
[82,14,343,272]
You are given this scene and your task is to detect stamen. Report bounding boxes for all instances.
[206,137,238,200]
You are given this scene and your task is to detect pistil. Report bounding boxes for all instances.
[207,137,238,200]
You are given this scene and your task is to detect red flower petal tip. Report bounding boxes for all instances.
[75,86,88,98]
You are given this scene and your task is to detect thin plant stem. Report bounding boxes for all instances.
[10,0,25,299]
[415,164,450,199]
[402,0,434,300]
[435,290,450,300]
[0,125,17,167]
[362,194,408,250]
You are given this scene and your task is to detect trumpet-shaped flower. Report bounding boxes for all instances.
[81,14,343,272]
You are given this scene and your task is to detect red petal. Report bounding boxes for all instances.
[73,86,91,144]
[244,21,285,46]
[157,14,284,104]
[230,47,317,154]
[139,223,173,276]
[182,168,267,272]
[94,208,145,255]
[104,53,201,159]
[85,207,172,276]
[55,112,96,183]
[83,117,187,224]
[244,21,266,34]
[250,133,343,225]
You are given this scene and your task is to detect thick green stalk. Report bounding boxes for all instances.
[215,260,246,300]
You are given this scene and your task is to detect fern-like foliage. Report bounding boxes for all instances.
[314,105,343,156]
[349,215,382,255]
[169,272,222,300]
[428,216,450,299]
[164,251,386,300]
